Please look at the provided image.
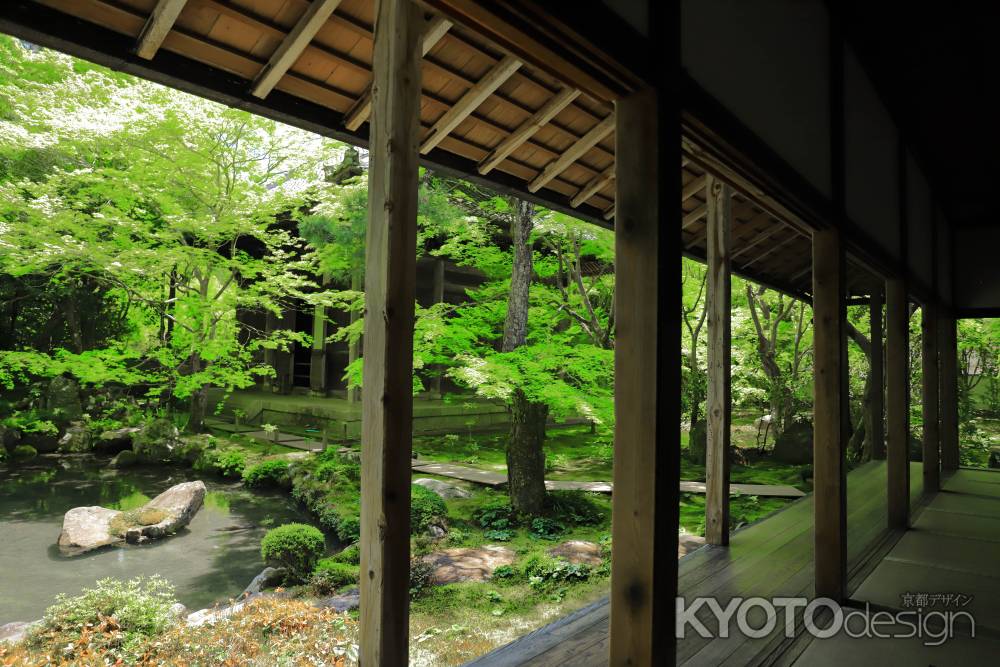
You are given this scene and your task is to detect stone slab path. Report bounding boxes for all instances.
[411,460,805,498]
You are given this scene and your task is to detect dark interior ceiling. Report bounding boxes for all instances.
[839,2,1000,228]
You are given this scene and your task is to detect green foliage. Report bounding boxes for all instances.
[411,484,448,534]
[528,517,564,540]
[521,553,592,594]
[28,576,177,662]
[409,559,435,598]
[243,459,290,489]
[311,558,360,594]
[109,508,169,537]
[329,543,360,566]
[546,490,604,526]
[260,523,325,583]
[196,448,246,478]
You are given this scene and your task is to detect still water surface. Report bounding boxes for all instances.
[0,454,318,622]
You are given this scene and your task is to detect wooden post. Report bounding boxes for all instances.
[886,279,909,528]
[358,1,422,664]
[431,259,445,397]
[812,227,847,601]
[610,86,679,666]
[870,287,886,459]
[922,303,941,492]
[939,314,960,471]
[705,175,731,546]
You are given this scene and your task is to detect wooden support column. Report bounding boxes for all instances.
[812,227,847,601]
[348,272,361,403]
[610,86,679,666]
[359,0,422,663]
[704,175,731,546]
[922,303,941,492]
[940,314,960,471]
[886,278,910,528]
[870,287,886,459]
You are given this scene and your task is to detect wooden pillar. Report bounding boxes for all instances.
[812,227,847,601]
[358,0,422,663]
[262,310,278,392]
[870,287,886,459]
[431,259,445,397]
[886,279,910,528]
[939,314,960,471]
[309,301,327,397]
[705,175,731,546]
[609,86,679,666]
[922,303,941,492]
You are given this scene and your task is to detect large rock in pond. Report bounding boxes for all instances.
[0,424,20,452]
[58,422,92,453]
[413,477,471,500]
[45,376,82,421]
[421,545,516,585]
[773,420,813,464]
[57,506,122,556]
[57,481,206,555]
[96,426,141,454]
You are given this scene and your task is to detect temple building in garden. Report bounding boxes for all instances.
[4,1,1000,665]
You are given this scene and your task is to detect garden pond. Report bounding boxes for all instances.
[0,454,322,622]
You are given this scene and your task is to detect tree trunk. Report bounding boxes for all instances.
[188,352,208,433]
[508,389,548,514]
[502,199,547,514]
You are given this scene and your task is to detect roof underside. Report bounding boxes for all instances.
[2,0,883,298]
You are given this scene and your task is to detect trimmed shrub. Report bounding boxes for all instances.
[260,523,325,583]
[409,559,434,598]
[11,444,37,461]
[410,484,447,535]
[330,543,360,566]
[311,559,360,594]
[334,514,360,543]
[29,576,177,661]
[243,459,290,489]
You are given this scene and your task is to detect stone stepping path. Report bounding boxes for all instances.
[411,460,805,498]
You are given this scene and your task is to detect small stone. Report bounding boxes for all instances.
[548,540,602,566]
[678,533,706,558]
[421,545,516,585]
[168,603,188,619]
[315,588,360,613]
[413,477,471,500]
[0,621,37,645]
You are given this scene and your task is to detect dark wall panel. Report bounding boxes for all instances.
[844,49,899,261]
[681,0,831,197]
[906,152,934,287]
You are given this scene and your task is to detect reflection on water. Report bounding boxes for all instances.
[0,454,323,622]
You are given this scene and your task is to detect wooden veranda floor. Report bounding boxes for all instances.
[791,467,1000,665]
[467,460,924,667]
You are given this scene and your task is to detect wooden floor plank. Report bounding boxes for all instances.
[466,461,901,667]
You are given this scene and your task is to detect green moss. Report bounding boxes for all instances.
[109,508,169,537]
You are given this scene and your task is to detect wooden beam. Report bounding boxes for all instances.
[940,315,960,471]
[251,0,343,99]
[344,15,452,131]
[478,86,580,175]
[886,278,909,528]
[870,286,886,459]
[610,86,678,666]
[681,174,707,203]
[922,303,941,493]
[134,0,188,60]
[705,175,732,546]
[730,225,785,261]
[420,54,522,154]
[359,0,422,663]
[681,203,706,230]
[603,205,615,221]
[742,233,798,269]
[812,227,847,601]
[309,300,327,396]
[528,113,615,192]
[570,163,615,208]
